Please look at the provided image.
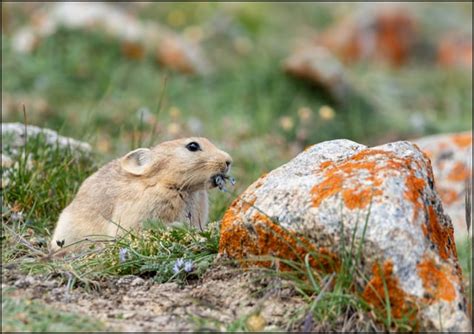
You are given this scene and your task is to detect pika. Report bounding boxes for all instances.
[50,137,232,252]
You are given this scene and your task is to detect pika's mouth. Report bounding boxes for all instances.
[211,173,236,192]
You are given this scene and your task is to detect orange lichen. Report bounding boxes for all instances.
[362,257,464,327]
[404,174,426,220]
[424,206,456,261]
[417,257,457,303]
[311,151,384,210]
[438,188,459,205]
[451,133,472,148]
[342,187,382,209]
[422,149,433,160]
[318,6,417,67]
[312,148,427,215]
[311,173,344,207]
[241,196,257,213]
[319,160,334,169]
[219,200,339,273]
[362,261,418,321]
[447,162,470,182]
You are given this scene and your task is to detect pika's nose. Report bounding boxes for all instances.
[225,160,231,168]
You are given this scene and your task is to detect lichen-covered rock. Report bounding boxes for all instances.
[219,139,470,331]
[317,3,418,67]
[1,123,91,153]
[412,131,472,241]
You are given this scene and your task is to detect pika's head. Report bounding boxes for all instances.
[119,137,232,192]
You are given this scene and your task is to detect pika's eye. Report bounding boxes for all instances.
[186,141,201,152]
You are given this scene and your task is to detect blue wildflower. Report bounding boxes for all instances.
[173,258,185,274]
[11,211,24,222]
[119,248,128,263]
[183,260,193,273]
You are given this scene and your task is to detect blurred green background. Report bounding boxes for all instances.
[1,3,472,331]
[2,2,472,220]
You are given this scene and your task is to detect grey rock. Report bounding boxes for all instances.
[411,131,472,241]
[1,122,91,153]
[14,275,37,289]
[220,139,470,331]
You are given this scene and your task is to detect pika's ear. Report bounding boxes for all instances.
[120,148,152,175]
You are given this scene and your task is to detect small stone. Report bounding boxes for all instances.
[1,154,14,168]
[116,275,144,287]
[246,314,266,331]
[14,275,37,289]
[122,311,136,319]
[130,277,145,287]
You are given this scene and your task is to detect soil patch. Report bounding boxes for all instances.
[2,259,306,331]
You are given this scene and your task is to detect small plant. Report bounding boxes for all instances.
[12,220,221,288]
[98,220,221,284]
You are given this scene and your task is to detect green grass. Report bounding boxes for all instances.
[4,216,221,290]
[1,133,96,241]
[457,237,472,309]
[1,2,472,332]
[2,288,105,332]
[2,122,470,332]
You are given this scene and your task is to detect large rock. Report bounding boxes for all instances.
[219,139,470,331]
[412,131,472,241]
[283,46,349,102]
[317,3,418,67]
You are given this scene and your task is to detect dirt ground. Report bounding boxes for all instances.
[2,259,308,332]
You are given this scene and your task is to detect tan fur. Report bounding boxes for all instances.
[50,137,232,252]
